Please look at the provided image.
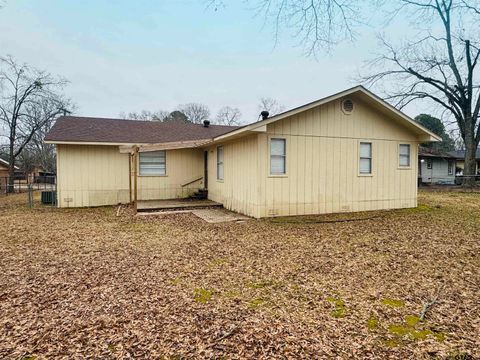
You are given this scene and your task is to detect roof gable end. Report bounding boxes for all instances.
[214,86,441,143]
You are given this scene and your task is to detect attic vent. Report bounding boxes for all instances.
[342,99,354,114]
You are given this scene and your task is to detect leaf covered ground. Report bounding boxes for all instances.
[0,191,479,359]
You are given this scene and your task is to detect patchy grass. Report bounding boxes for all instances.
[248,298,265,308]
[246,280,276,289]
[0,190,478,359]
[326,296,347,318]
[193,288,214,303]
[405,314,420,327]
[381,298,406,308]
[367,317,379,330]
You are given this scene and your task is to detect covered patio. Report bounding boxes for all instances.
[120,139,213,214]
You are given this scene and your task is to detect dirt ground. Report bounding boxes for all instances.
[0,191,479,359]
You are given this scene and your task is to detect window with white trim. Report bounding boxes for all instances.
[270,138,286,175]
[217,146,224,180]
[427,159,433,169]
[359,142,372,174]
[139,151,166,176]
[399,144,411,167]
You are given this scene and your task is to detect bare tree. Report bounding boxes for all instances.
[0,55,71,192]
[120,110,169,122]
[215,106,242,125]
[120,105,208,123]
[362,0,480,186]
[152,110,170,122]
[207,0,364,55]
[18,97,72,173]
[258,97,285,116]
[176,103,210,124]
[208,1,479,185]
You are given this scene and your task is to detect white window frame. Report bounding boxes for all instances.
[217,146,224,181]
[139,151,166,176]
[358,141,373,176]
[269,137,287,176]
[398,144,411,169]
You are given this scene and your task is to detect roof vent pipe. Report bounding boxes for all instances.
[203,120,210,128]
[260,111,269,120]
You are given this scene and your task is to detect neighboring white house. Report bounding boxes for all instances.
[418,147,456,185]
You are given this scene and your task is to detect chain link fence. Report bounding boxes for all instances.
[1,175,57,207]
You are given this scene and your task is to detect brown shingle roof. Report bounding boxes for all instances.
[448,149,480,159]
[45,116,240,144]
[418,146,456,158]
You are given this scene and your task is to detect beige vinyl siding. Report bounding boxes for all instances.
[56,145,129,207]
[255,96,419,217]
[206,135,260,217]
[137,148,203,200]
[206,95,420,218]
[56,145,204,207]
[256,135,418,217]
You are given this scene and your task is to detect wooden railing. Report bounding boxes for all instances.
[181,176,203,188]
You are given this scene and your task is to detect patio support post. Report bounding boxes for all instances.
[134,147,139,214]
[128,153,132,204]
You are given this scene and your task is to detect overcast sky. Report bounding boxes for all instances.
[0,0,424,124]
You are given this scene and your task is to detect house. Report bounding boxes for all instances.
[418,147,457,185]
[0,158,20,178]
[447,149,480,176]
[25,165,55,184]
[0,158,11,179]
[44,86,440,218]
[28,165,46,180]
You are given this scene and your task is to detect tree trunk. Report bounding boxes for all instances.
[463,137,477,187]
[7,142,15,194]
[7,166,15,193]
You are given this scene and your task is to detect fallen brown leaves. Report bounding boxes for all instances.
[0,191,479,359]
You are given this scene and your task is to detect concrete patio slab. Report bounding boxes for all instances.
[191,208,250,223]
